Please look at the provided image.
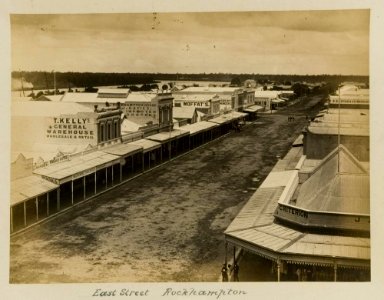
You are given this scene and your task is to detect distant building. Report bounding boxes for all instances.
[173,106,199,124]
[328,85,369,109]
[60,89,174,133]
[304,108,369,161]
[173,86,255,112]
[173,93,221,116]
[254,90,285,111]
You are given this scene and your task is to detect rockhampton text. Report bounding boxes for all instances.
[92,288,247,299]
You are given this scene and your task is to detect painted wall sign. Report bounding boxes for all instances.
[46,117,95,140]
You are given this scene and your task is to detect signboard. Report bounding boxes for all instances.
[278,204,308,219]
[46,117,95,140]
[183,101,210,107]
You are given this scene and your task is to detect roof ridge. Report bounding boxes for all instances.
[277,233,306,252]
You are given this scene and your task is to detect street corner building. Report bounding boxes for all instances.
[224,96,370,281]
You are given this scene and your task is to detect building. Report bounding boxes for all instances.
[60,89,174,133]
[328,84,369,109]
[173,106,199,125]
[254,90,286,111]
[304,108,369,161]
[224,104,370,281]
[173,93,221,116]
[10,100,250,234]
[224,143,370,281]
[11,101,123,169]
[173,86,255,113]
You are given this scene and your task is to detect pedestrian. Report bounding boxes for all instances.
[296,267,301,281]
[221,264,228,282]
[233,263,240,282]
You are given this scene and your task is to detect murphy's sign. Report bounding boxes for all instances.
[46,116,95,140]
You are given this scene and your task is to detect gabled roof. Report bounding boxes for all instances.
[173,106,197,119]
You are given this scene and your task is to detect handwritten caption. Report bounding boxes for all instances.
[92,287,247,299]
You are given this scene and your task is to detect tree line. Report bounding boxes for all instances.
[12,71,369,91]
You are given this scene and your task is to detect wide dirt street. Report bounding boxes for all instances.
[10,95,324,283]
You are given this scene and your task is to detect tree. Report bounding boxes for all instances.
[292,83,309,97]
[230,77,241,86]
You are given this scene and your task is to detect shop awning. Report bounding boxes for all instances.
[292,134,304,147]
[244,105,263,113]
[272,99,285,103]
[101,143,143,157]
[129,139,161,152]
[181,121,218,136]
[231,111,248,119]
[33,151,121,183]
[11,175,59,206]
[145,129,189,143]
[208,112,246,125]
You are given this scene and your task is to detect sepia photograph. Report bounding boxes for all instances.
[1,0,384,299]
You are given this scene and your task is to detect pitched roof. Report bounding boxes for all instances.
[295,146,369,214]
[224,146,370,265]
[173,106,197,119]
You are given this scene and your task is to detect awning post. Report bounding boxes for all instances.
[334,262,338,282]
[277,259,281,282]
[225,241,228,266]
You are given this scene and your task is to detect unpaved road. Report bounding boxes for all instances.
[10,95,324,283]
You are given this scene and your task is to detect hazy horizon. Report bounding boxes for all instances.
[11,10,369,76]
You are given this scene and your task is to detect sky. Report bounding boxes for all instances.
[10,10,369,75]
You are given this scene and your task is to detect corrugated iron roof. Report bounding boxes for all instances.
[12,101,94,116]
[225,144,370,264]
[101,143,142,157]
[225,187,284,233]
[98,88,129,94]
[146,129,189,142]
[33,151,120,181]
[283,234,370,260]
[173,94,218,101]
[127,92,156,102]
[178,87,240,93]
[173,106,197,119]
[295,146,369,214]
[244,105,264,113]
[181,121,218,135]
[272,147,303,171]
[129,139,161,152]
[260,170,297,188]
[11,175,59,206]
[208,112,246,125]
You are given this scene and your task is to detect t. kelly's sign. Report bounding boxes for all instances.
[46,117,95,140]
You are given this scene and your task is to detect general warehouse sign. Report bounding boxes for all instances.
[46,117,95,140]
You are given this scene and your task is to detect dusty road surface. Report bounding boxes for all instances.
[10,95,324,283]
